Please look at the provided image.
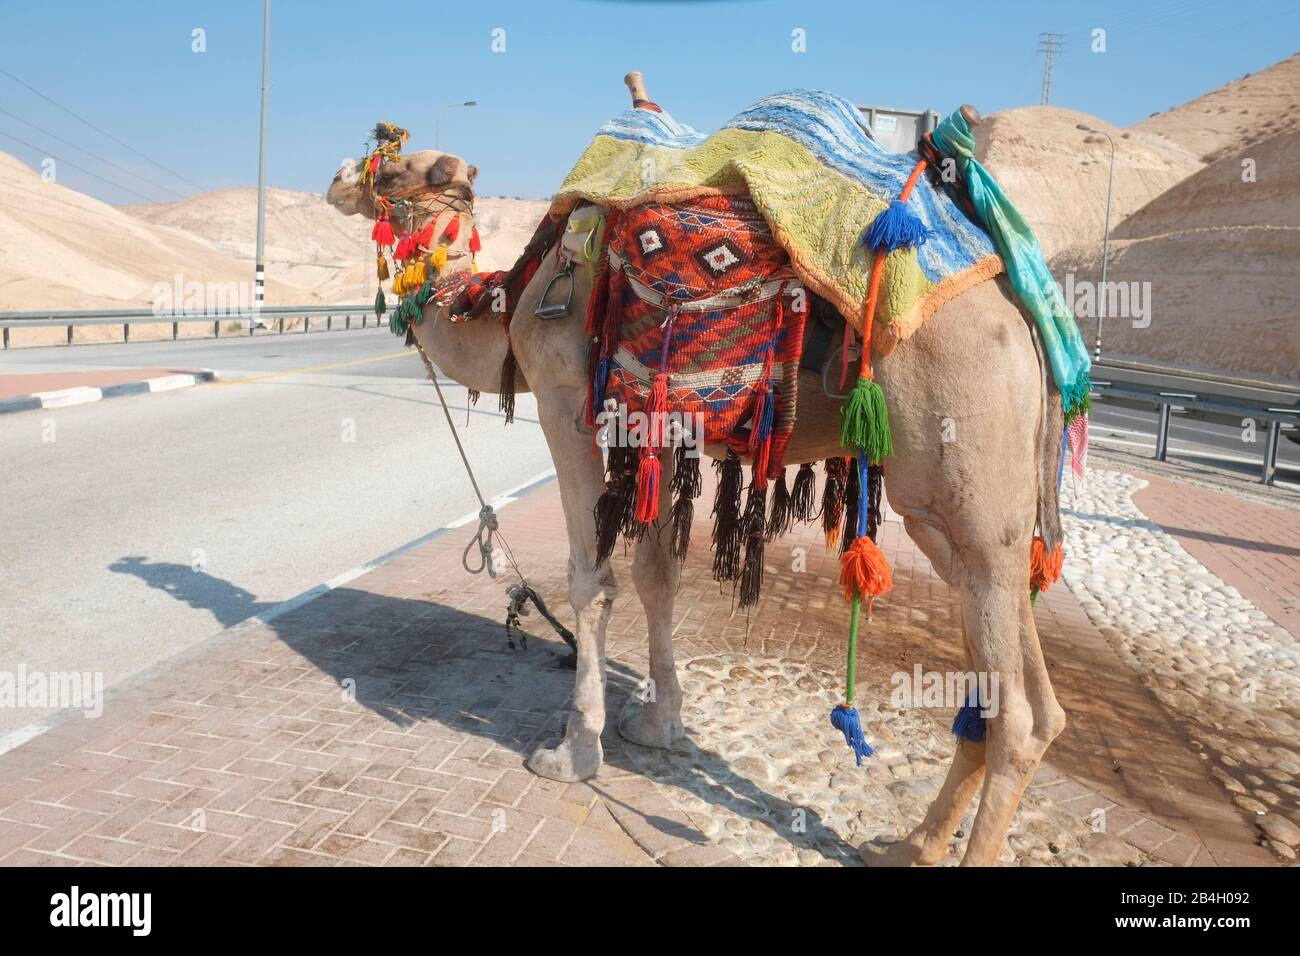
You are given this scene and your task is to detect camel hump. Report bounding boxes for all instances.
[624,71,650,106]
[959,104,981,127]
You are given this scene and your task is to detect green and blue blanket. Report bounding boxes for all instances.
[549,90,1091,414]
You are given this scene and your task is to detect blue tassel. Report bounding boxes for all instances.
[755,381,776,442]
[593,353,611,409]
[830,703,874,766]
[863,199,932,254]
[951,691,987,743]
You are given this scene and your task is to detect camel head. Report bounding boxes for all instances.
[328,149,478,224]
[326,138,515,396]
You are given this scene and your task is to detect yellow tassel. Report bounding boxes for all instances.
[376,254,389,282]
[430,245,448,271]
[408,260,426,287]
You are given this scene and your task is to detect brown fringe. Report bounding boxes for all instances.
[821,457,848,548]
[404,325,416,348]
[840,458,861,555]
[668,445,702,561]
[711,450,744,582]
[499,345,517,424]
[738,482,768,609]
[594,445,636,565]
[866,464,884,540]
[671,445,702,499]
[670,496,693,561]
[765,468,792,542]
[468,389,480,406]
[791,462,818,523]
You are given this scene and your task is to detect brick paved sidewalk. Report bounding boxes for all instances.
[0,368,207,400]
[1127,469,1300,641]
[0,468,1275,866]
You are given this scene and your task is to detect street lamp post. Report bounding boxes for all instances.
[1078,123,1115,364]
[252,0,271,332]
[436,101,478,150]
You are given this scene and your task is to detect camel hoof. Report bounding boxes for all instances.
[859,832,945,867]
[526,736,602,782]
[618,703,685,749]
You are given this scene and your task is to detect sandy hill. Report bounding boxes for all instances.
[975,105,1201,259]
[0,151,309,313]
[0,147,551,331]
[1133,53,1300,164]
[122,186,374,305]
[1052,129,1300,384]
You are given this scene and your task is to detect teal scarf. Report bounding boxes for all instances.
[931,110,1092,416]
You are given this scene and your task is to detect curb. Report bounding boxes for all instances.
[0,369,217,415]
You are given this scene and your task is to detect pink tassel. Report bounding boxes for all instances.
[1068,414,1089,479]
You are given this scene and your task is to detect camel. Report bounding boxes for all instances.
[326,75,1068,867]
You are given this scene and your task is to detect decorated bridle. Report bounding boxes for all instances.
[358,122,485,335]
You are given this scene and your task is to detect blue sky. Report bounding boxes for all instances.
[0,0,1295,204]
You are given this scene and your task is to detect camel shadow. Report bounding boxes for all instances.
[109,555,855,864]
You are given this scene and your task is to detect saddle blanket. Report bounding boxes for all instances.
[551,89,1004,348]
[594,194,808,483]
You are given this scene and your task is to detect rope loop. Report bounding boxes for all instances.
[463,504,500,577]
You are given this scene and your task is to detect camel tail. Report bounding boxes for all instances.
[1035,345,1066,553]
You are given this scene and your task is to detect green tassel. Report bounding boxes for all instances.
[839,375,893,464]
[374,288,386,317]
[414,279,433,309]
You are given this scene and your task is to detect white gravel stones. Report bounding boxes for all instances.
[623,654,1105,866]
[1060,470,1300,839]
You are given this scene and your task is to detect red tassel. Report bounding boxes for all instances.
[645,373,668,449]
[394,234,415,260]
[442,215,460,244]
[415,222,434,249]
[635,452,661,524]
[371,218,395,248]
[839,536,893,612]
[1029,536,1064,592]
[469,227,482,254]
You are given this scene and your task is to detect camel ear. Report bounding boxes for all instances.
[466,165,478,183]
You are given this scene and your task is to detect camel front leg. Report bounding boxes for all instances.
[619,447,686,749]
[525,387,614,782]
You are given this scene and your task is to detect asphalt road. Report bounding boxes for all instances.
[0,329,553,739]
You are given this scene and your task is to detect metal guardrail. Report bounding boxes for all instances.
[1090,360,1299,486]
[0,305,377,348]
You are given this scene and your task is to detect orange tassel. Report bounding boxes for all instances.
[1029,536,1064,592]
[839,536,893,611]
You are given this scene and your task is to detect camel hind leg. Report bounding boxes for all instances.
[867,277,1065,865]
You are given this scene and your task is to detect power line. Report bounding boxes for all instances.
[0,66,206,193]
[0,129,163,204]
[0,106,186,202]
[1037,33,1065,106]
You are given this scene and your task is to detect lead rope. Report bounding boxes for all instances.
[412,338,577,653]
